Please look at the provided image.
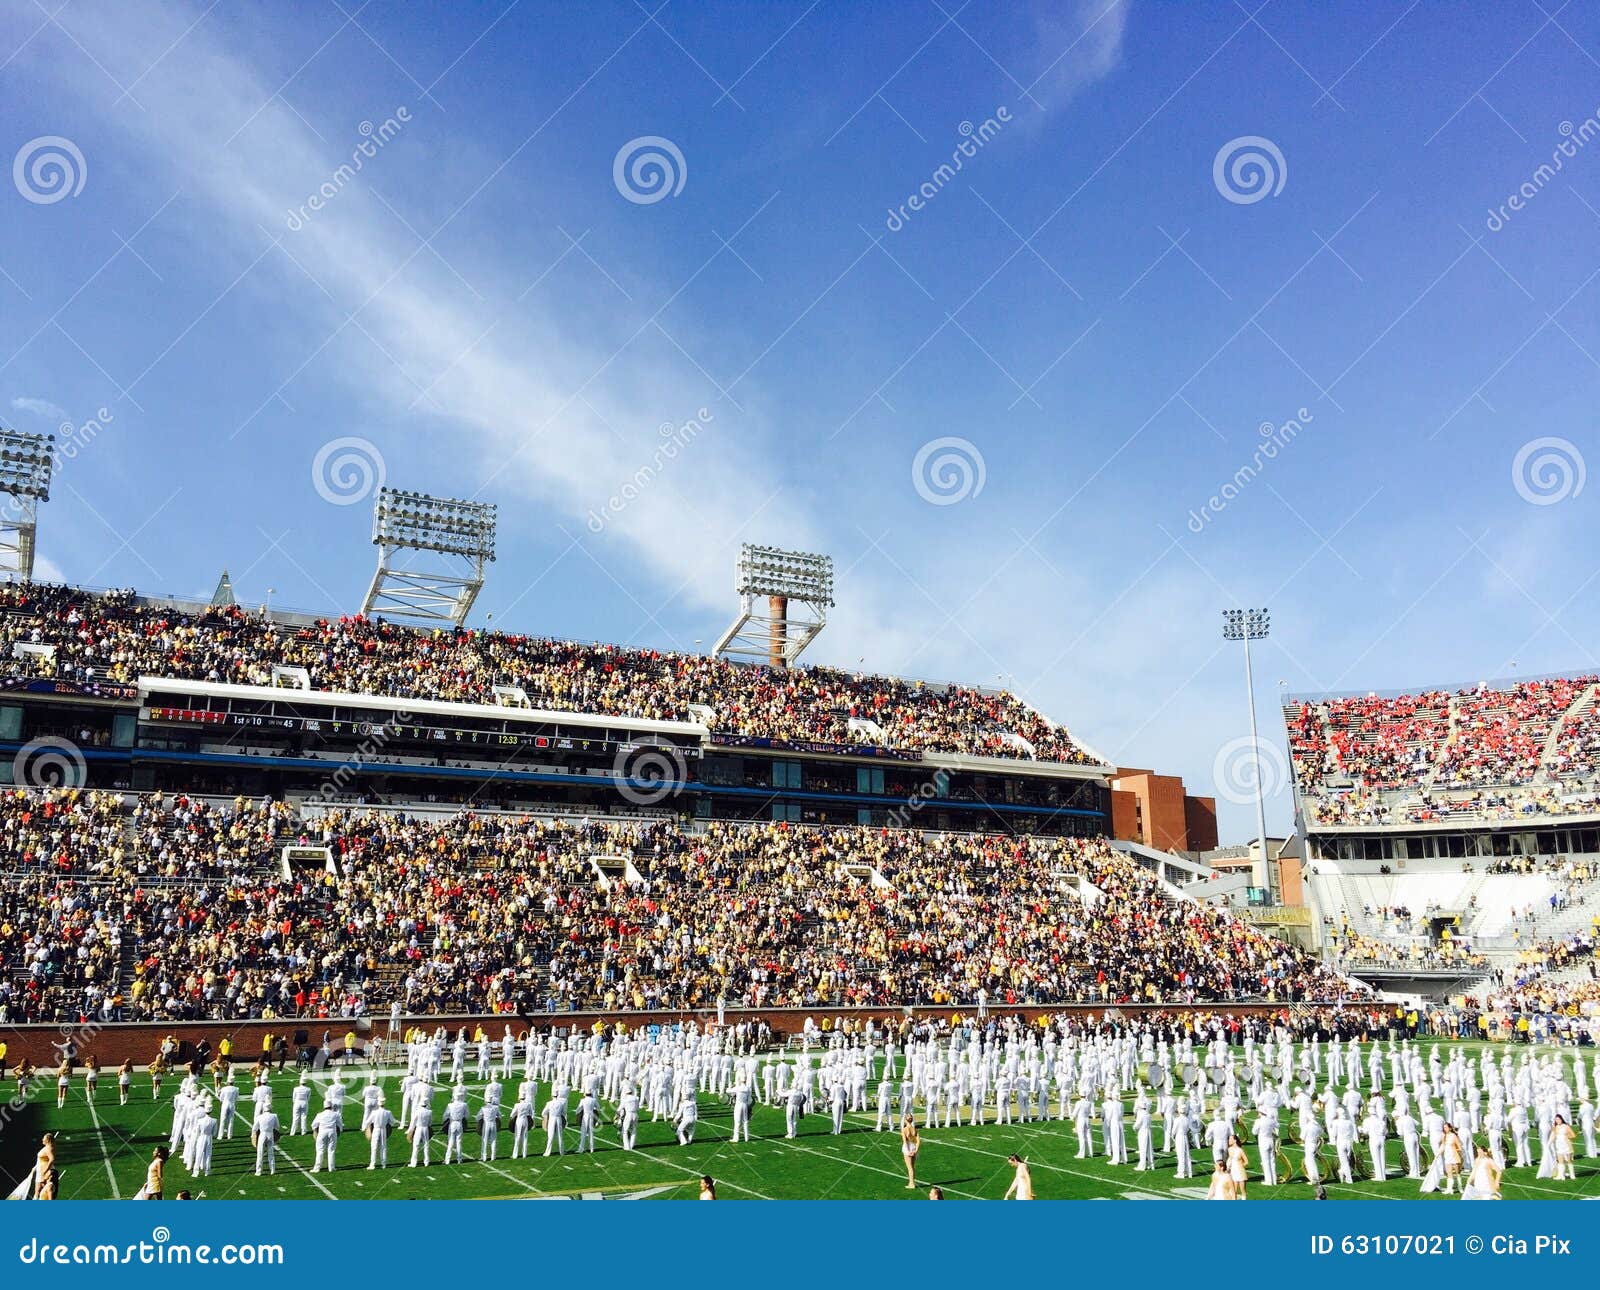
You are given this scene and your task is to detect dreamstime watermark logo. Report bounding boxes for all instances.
[53,406,112,468]
[13,136,86,204]
[1186,407,1313,533]
[11,736,87,789]
[53,1014,104,1059]
[17,1229,285,1265]
[586,408,713,532]
[312,436,386,505]
[1486,109,1600,233]
[1511,436,1585,506]
[912,436,987,505]
[611,736,688,806]
[1212,734,1289,806]
[285,107,411,231]
[1212,136,1287,205]
[613,136,687,205]
[885,108,1011,232]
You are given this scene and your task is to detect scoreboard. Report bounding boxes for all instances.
[142,703,658,757]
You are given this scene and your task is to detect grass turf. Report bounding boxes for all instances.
[2,1041,1595,1200]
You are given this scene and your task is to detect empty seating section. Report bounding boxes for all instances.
[1305,854,1600,979]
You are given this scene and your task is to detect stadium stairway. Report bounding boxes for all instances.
[1108,840,1211,898]
[114,932,138,1003]
[1537,681,1599,781]
[1416,695,1462,791]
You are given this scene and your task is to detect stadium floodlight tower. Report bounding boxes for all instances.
[359,487,496,627]
[713,543,834,668]
[0,428,55,582]
[1222,607,1273,900]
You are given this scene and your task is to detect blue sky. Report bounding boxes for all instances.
[1,0,1598,843]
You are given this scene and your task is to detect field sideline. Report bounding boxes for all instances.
[2,1041,1596,1200]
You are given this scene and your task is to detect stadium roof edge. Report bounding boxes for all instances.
[921,748,1113,781]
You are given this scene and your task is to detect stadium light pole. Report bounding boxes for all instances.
[360,488,497,628]
[712,544,835,667]
[1222,608,1272,900]
[0,427,55,582]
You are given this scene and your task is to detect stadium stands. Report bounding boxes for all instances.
[0,582,1097,763]
[1287,674,1600,827]
[0,788,1357,1024]
[1300,848,1599,996]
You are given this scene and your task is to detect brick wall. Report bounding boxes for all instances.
[0,1002,1293,1069]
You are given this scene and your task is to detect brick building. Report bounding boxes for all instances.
[1109,767,1219,854]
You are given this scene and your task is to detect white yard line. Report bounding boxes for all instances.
[844,1110,1169,1194]
[474,1154,547,1194]
[780,1136,986,1199]
[1507,1175,1588,1197]
[229,1107,337,1199]
[591,1125,776,1199]
[83,1094,122,1199]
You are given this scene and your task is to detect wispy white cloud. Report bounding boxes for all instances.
[1028,0,1132,110]
[10,396,68,423]
[16,0,1247,827]
[38,0,816,618]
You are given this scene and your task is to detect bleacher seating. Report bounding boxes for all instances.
[0,788,1356,1024]
[1304,851,1600,981]
[0,581,1098,764]
[1288,674,1600,826]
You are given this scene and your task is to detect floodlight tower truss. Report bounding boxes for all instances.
[0,428,55,583]
[713,543,834,668]
[360,487,497,628]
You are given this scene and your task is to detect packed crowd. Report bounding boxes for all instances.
[0,581,1094,763]
[1288,693,1450,794]
[0,789,297,1021]
[1436,678,1593,788]
[0,789,1357,1024]
[1288,677,1600,824]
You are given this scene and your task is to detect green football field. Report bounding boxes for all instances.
[2,1041,1595,1200]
